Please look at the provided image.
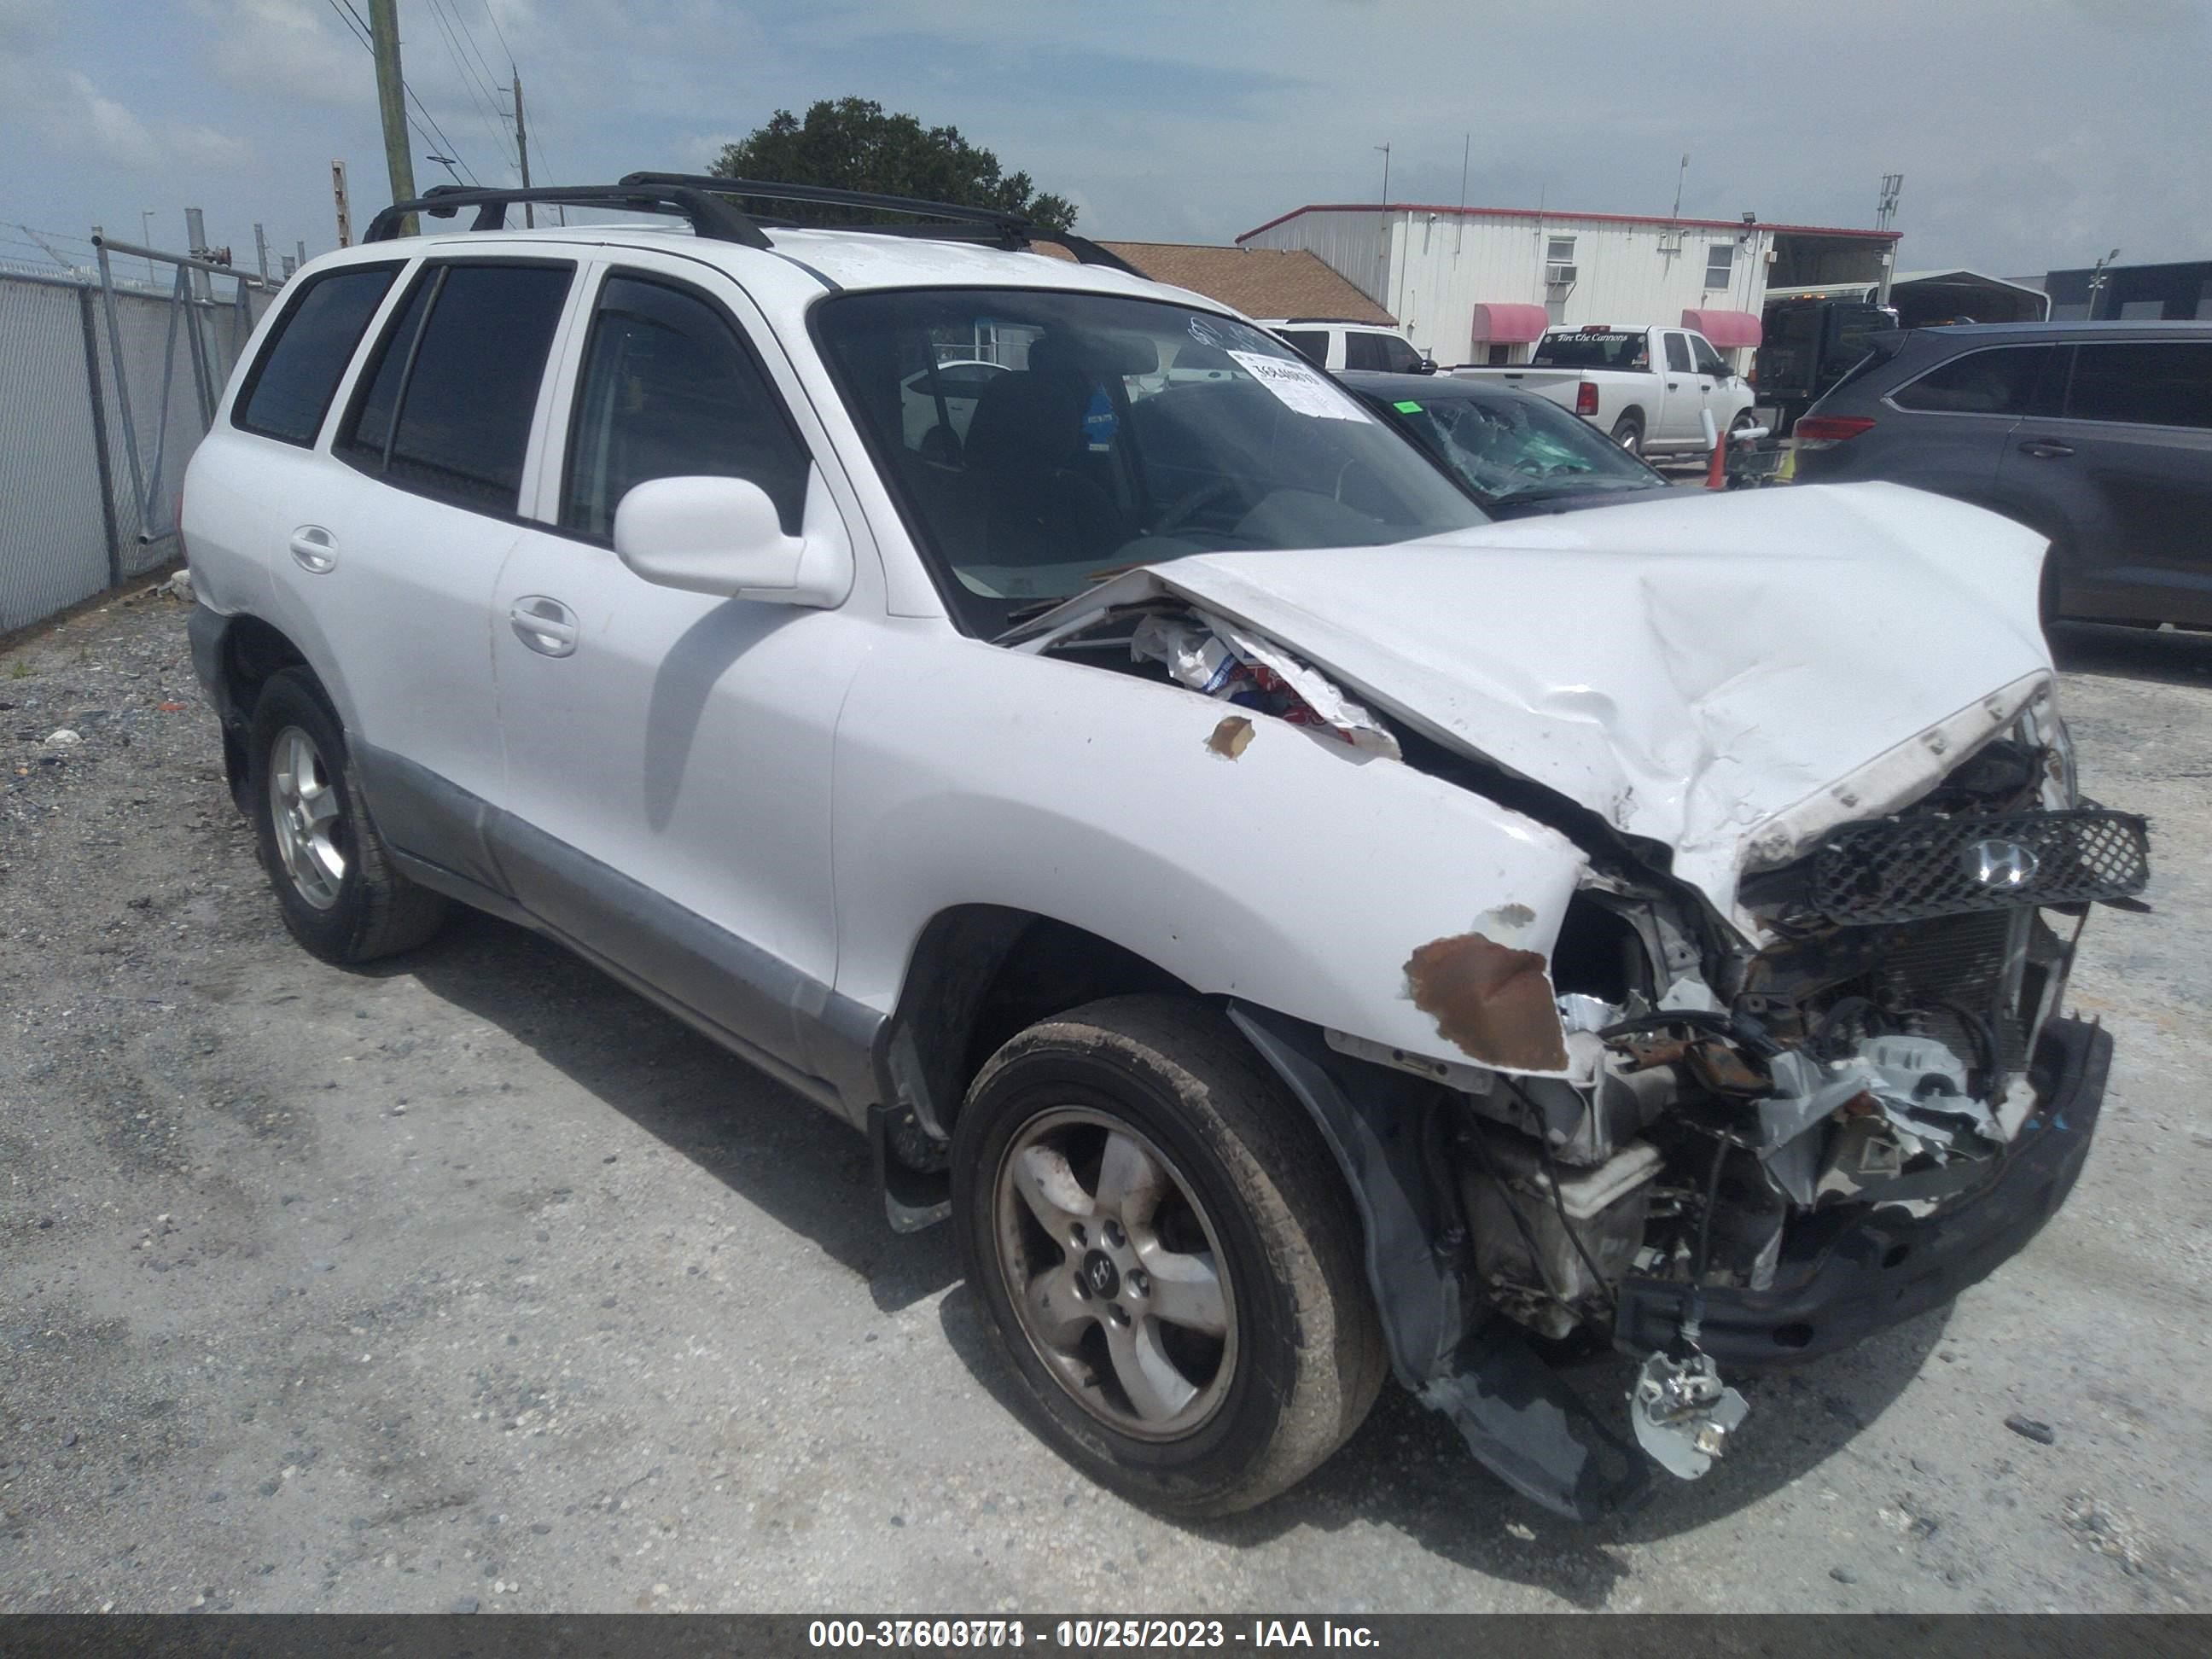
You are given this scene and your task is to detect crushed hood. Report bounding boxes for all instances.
[1016,482,2056,925]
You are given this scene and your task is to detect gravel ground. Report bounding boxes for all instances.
[3,579,2208,1615]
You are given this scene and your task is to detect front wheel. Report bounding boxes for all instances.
[952,996,1385,1516]
[1610,413,1644,454]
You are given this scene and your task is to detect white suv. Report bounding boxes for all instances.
[184,174,2139,1522]
[1259,317,1435,375]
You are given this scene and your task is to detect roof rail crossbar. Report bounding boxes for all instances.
[618,172,1144,276]
[363,182,771,247]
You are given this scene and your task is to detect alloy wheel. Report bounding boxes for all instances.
[267,725,346,910]
[992,1107,1237,1441]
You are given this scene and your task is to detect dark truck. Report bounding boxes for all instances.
[1755,294,1898,436]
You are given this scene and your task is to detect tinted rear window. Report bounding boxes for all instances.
[2065,341,2212,429]
[1891,345,2053,415]
[233,265,400,445]
[1531,329,1650,370]
[1276,329,1329,365]
[338,262,573,512]
[1343,332,1391,371]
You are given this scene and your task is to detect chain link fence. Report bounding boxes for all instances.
[0,246,276,636]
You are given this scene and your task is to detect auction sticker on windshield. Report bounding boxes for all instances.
[1227,351,1372,422]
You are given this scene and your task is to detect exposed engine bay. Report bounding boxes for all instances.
[1027,589,2149,1507]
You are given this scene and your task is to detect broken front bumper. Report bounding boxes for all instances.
[1614,1016,2111,1368]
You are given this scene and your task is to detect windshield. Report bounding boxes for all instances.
[813,289,1484,634]
[1377,388,1662,502]
[1529,329,1650,370]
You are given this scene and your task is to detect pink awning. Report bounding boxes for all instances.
[1470,303,1551,346]
[1682,308,1761,348]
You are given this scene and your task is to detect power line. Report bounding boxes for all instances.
[322,0,483,185]
[444,0,509,113]
[475,0,516,72]
[425,0,510,157]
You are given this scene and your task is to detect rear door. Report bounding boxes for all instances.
[2002,338,2212,624]
[256,255,578,882]
[1876,341,2055,508]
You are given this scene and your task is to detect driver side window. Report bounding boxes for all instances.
[562,273,810,540]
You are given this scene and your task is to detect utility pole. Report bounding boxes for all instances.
[1372,142,1391,306]
[1873,173,1904,305]
[253,222,269,280]
[295,239,307,270]
[366,0,417,236]
[183,207,212,300]
[332,160,353,247]
[1455,132,1470,256]
[512,69,534,228]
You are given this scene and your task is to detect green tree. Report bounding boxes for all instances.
[708,97,1077,232]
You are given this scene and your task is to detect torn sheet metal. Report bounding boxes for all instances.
[1015,482,2055,933]
[1403,932,1570,1072]
[1132,611,1402,760]
[1757,1036,2004,1207]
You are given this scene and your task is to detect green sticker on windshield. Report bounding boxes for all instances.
[1393,399,1423,413]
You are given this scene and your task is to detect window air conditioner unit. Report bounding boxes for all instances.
[1545,262,1578,287]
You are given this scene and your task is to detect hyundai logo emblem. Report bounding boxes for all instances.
[1964,837,2040,889]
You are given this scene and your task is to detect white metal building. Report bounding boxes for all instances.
[1237,202,1901,368]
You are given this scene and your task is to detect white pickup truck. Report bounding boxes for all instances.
[1453,324,1756,457]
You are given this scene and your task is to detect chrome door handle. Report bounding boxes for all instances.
[2018,439,2075,459]
[509,596,578,658]
[288,526,336,573]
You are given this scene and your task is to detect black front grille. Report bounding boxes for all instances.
[1811,809,2148,926]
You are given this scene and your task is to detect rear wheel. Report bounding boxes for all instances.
[1611,413,1644,454]
[248,668,446,964]
[953,995,1384,1516]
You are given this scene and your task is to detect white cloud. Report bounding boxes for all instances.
[66,69,161,169]
[201,0,361,103]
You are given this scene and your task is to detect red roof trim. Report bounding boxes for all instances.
[1237,202,1903,244]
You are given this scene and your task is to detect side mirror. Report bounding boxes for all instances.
[1417,357,1440,375]
[613,470,853,608]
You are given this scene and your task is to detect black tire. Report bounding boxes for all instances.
[1610,413,1644,454]
[952,994,1385,1516]
[247,667,446,964]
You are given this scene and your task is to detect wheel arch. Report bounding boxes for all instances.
[873,904,1196,1147]
[870,906,1476,1391]
[194,608,312,809]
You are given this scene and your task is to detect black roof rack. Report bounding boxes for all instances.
[623,174,1143,275]
[362,174,1140,276]
[364,181,769,247]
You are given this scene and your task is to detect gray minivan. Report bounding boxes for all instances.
[1792,322,2212,626]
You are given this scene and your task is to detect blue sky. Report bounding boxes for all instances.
[3,0,2206,280]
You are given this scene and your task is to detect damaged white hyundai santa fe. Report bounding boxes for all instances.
[183,178,2150,1520]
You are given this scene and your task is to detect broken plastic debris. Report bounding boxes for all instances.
[1132,609,1401,760]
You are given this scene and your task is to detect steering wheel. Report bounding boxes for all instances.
[1153,477,1249,538]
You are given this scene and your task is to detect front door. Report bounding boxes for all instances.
[489,257,876,1099]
